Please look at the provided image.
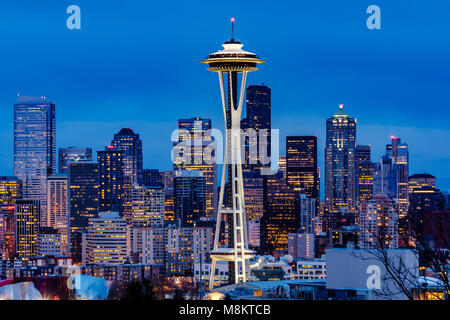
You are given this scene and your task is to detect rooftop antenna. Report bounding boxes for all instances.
[231,17,235,40]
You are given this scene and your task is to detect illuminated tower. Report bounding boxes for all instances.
[201,19,264,289]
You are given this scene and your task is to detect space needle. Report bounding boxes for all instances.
[201,18,264,290]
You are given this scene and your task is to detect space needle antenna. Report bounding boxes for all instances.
[231,17,235,40]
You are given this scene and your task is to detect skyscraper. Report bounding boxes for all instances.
[356,145,374,204]
[299,193,316,235]
[174,170,206,227]
[260,173,300,256]
[130,184,165,228]
[242,84,271,173]
[47,174,69,254]
[97,147,124,215]
[0,177,22,259]
[111,128,143,184]
[58,147,92,174]
[286,136,319,202]
[408,173,436,194]
[386,136,409,218]
[173,117,217,219]
[111,128,143,222]
[14,96,56,226]
[359,196,398,249]
[86,211,128,265]
[15,199,40,258]
[68,160,99,263]
[163,171,175,222]
[325,104,357,215]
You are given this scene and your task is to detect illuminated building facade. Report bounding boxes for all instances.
[97,148,124,215]
[15,199,41,258]
[286,136,319,203]
[242,84,271,173]
[386,136,409,218]
[163,171,175,222]
[288,233,315,259]
[359,196,398,249]
[37,227,62,256]
[14,96,56,226]
[143,169,163,187]
[173,117,217,219]
[111,128,143,222]
[299,193,316,235]
[174,170,206,227]
[408,186,446,240]
[130,184,165,228]
[278,156,286,180]
[0,176,22,259]
[408,173,436,195]
[58,147,92,174]
[86,211,128,265]
[68,160,99,263]
[243,172,264,222]
[261,174,300,256]
[325,105,357,214]
[46,174,69,254]
[356,145,374,204]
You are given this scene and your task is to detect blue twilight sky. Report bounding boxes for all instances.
[0,0,449,194]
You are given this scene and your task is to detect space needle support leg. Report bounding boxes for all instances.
[209,71,228,291]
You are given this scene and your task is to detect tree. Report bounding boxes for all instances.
[121,278,154,300]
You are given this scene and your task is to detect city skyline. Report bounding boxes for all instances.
[0,2,449,303]
[0,1,449,193]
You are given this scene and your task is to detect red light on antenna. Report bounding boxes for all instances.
[231,17,235,23]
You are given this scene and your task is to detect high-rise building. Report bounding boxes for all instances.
[408,174,436,195]
[278,156,286,180]
[15,199,40,258]
[243,172,264,222]
[46,174,69,254]
[97,147,124,215]
[68,160,99,263]
[14,96,56,226]
[111,128,144,222]
[173,117,217,219]
[261,174,300,256]
[0,177,22,259]
[37,227,62,256]
[408,186,446,239]
[286,136,319,203]
[163,171,175,222]
[386,137,409,218]
[58,147,92,174]
[143,169,163,187]
[242,84,271,173]
[373,154,397,199]
[359,196,398,249]
[86,211,128,265]
[299,193,316,235]
[130,184,165,228]
[356,145,374,204]
[288,233,315,259]
[111,128,143,184]
[243,172,264,250]
[325,104,357,215]
[174,170,206,227]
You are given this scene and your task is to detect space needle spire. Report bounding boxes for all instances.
[201,19,264,290]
